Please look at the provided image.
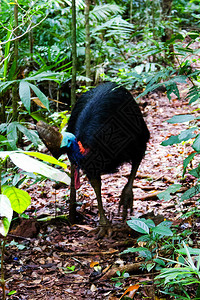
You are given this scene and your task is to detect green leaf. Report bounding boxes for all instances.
[9,152,70,185]
[8,291,17,296]
[146,263,155,272]
[121,247,149,254]
[7,122,18,150]
[152,225,173,236]
[153,258,165,266]
[183,152,196,176]
[177,247,200,256]
[189,164,200,178]
[166,83,180,100]
[178,128,197,142]
[143,218,155,228]
[193,134,200,152]
[27,82,49,110]
[161,135,179,146]
[24,151,68,169]
[127,219,149,234]
[17,124,40,147]
[19,81,31,113]
[2,185,31,214]
[167,115,196,124]
[0,194,13,236]
[30,112,48,122]
[0,151,15,159]
[158,184,182,201]
[181,185,200,201]
[0,80,16,93]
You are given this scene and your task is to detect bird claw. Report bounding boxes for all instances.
[89,223,113,239]
[118,185,133,221]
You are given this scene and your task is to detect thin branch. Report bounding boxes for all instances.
[0,15,48,45]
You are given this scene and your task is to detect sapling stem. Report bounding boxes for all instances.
[1,237,6,300]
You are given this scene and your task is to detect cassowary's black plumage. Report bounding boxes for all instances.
[37,82,149,237]
[66,82,149,179]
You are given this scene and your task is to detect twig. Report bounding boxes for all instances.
[60,249,119,257]
[7,233,32,241]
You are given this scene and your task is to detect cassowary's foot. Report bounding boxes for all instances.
[97,224,113,239]
[89,219,112,239]
[118,183,133,221]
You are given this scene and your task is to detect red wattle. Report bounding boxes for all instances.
[74,168,80,189]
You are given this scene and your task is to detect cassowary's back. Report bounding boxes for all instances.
[67,82,149,179]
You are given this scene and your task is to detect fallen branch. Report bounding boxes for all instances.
[135,191,160,201]
[100,262,145,280]
[133,184,166,191]
[60,249,119,257]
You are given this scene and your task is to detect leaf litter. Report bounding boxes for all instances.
[2,86,200,300]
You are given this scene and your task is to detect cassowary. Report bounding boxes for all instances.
[37,82,149,237]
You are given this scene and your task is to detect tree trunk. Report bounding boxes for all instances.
[29,29,34,70]
[85,0,91,86]
[130,0,133,24]
[161,0,174,63]
[71,0,77,110]
[69,0,77,224]
[12,3,19,121]
[0,45,6,123]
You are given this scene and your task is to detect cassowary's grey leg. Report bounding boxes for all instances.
[90,177,111,238]
[118,162,140,221]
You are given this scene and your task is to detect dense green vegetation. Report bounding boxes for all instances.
[1,0,200,299]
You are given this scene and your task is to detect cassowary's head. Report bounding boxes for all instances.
[61,132,76,148]
[60,132,84,169]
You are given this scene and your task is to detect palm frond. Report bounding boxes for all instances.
[90,4,123,22]
[91,16,134,39]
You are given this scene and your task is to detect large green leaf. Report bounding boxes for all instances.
[0,194,13,236]
[152,225,173,237]
[9,152,70,185]
[24,151,68,169]
[27,82,49,110]
[7,122,18,150]
[2,185,31,214]
[19,81,31,113]
[127,219,149,234]
[167,114,196,124]
[0,151,19,159]
[25,71,63,82]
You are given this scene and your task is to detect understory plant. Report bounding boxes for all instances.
[155,241,200,299]
[0,151,70,298]
[123,218,200,299]
[121,217,173,272]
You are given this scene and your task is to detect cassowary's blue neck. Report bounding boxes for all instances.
[60,132,84,167]
[67,138,84,166]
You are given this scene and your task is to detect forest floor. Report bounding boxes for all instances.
[2,84,200,299]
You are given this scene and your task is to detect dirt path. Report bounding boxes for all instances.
[3,88,196,299]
